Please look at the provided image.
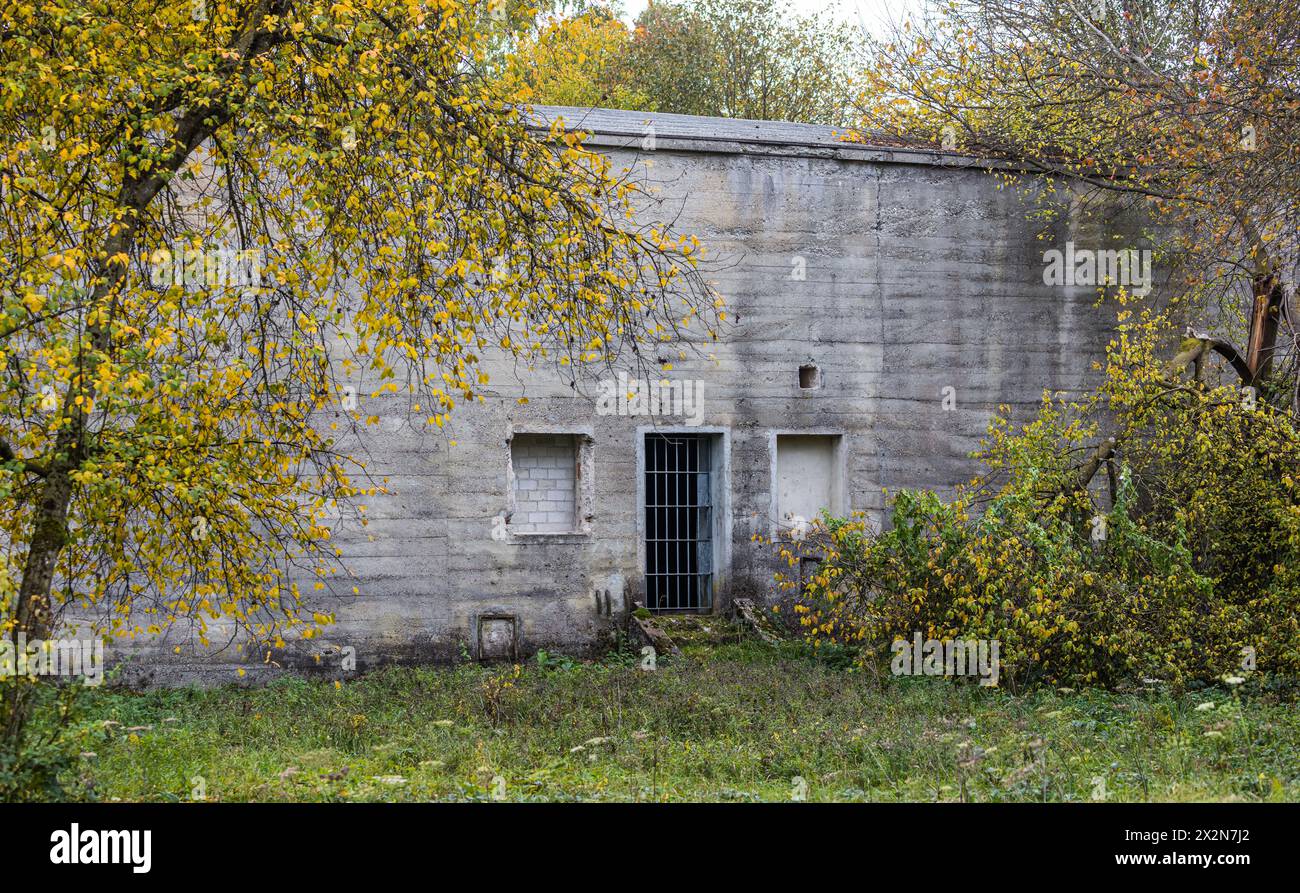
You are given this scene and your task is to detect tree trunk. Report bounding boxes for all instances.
[0,1,271,766]
[1,209,136,760]
[1,462,75,750]
[1245,272,1286,384]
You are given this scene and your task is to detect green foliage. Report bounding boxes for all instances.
[534,649,580,672]
[0,682,91,802]
[64,650,1300,802]
[630,0,860,124]
[501,0,858,124]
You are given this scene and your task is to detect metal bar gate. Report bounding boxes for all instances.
[644,433,713,612]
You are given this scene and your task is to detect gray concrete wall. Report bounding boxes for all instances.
[119,107,1152,683]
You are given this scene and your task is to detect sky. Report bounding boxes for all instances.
[616,0,926,37]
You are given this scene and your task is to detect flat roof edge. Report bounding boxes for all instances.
[525,105,997,170]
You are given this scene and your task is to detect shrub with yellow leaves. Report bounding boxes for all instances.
[782,311,1300,690]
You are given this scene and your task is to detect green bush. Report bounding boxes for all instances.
[0,681,94,801]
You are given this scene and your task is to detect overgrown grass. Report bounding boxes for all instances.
[60,641,1300,802]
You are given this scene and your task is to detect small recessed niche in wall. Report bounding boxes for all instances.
[477,614,518,662]
[798,364,821,390]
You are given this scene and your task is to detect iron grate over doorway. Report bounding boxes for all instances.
[644,433,713,612]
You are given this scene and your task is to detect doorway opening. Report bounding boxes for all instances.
[644,432,713,612]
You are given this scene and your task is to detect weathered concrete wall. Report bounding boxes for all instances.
[120,107,1153,683]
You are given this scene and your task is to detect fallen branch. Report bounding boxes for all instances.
[731,597,784,646]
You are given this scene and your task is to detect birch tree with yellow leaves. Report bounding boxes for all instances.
[0,0,715,759]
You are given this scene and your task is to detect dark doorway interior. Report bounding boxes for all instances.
[644,433,713,612]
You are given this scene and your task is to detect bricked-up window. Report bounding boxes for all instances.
[509,433,581,533]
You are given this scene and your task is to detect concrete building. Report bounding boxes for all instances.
[129,106,1138,681]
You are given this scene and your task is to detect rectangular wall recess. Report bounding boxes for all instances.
[774,434,843,536]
